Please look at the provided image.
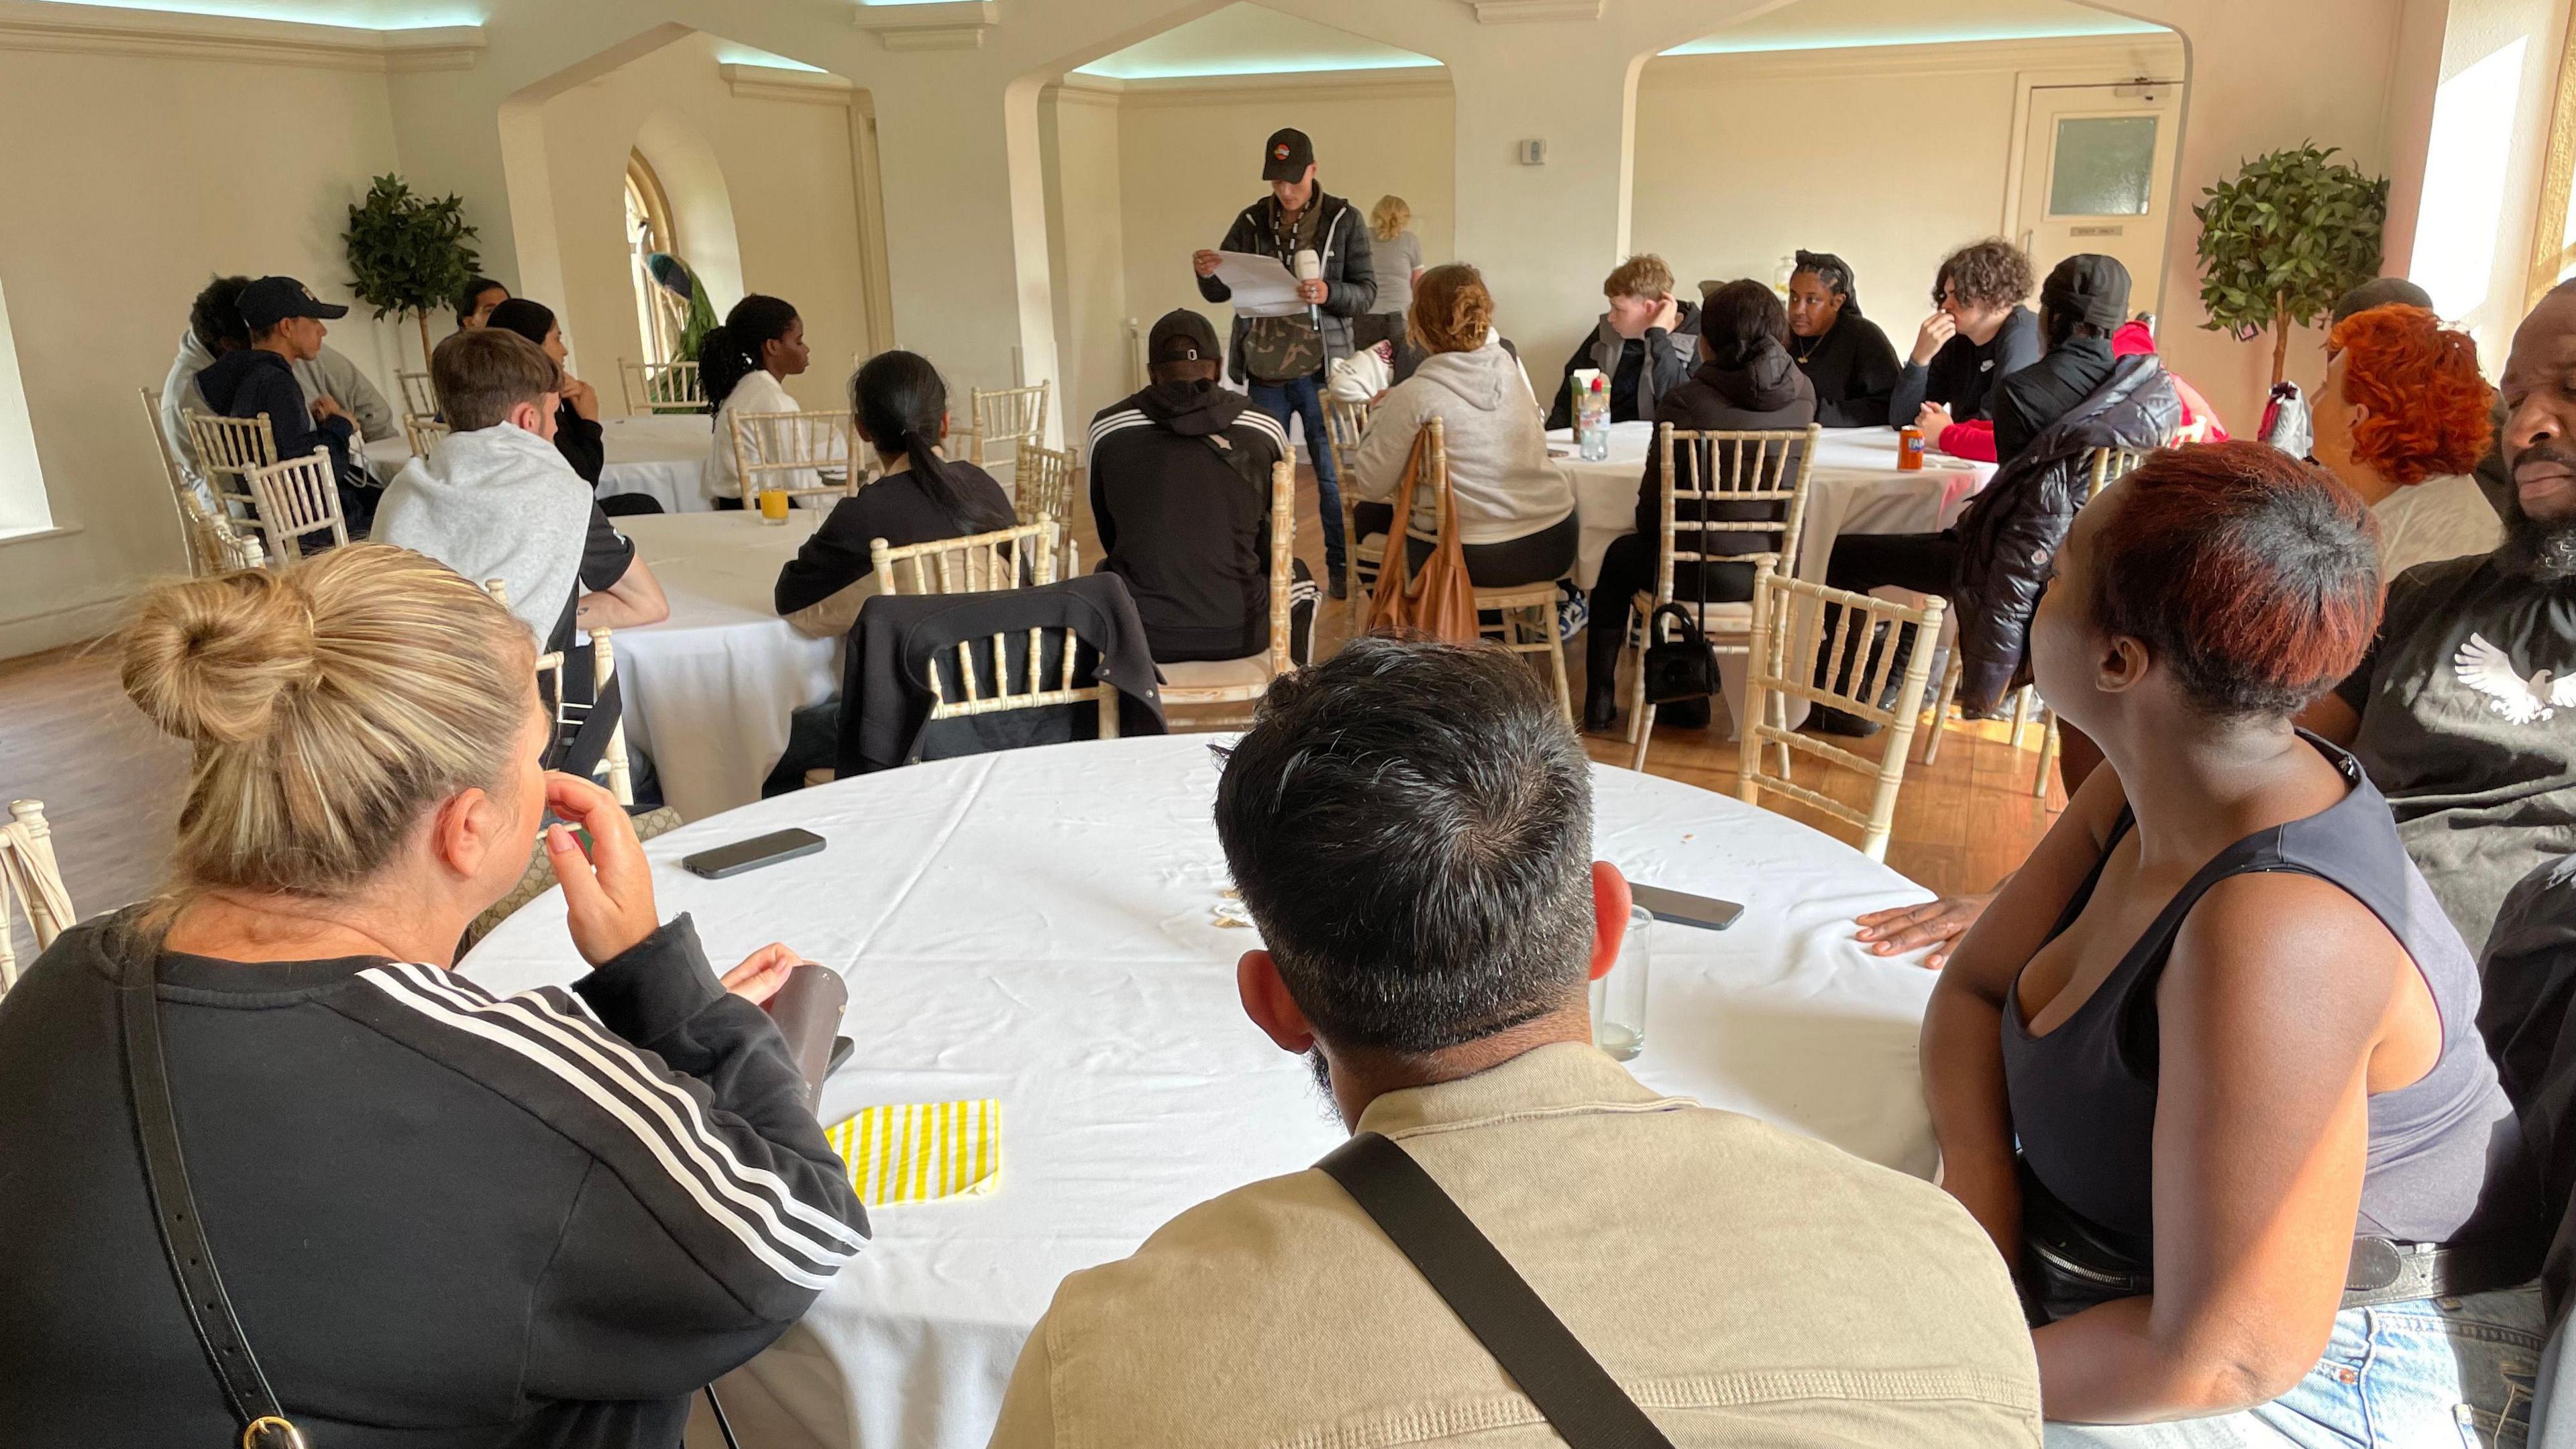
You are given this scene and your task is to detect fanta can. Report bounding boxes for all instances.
[1896,426,1925,472]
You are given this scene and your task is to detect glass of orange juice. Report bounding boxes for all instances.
[757,488,790,524]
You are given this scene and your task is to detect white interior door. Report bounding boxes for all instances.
[2015,81,2183,319]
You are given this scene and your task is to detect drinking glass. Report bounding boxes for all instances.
[1591,904,1652,1061]
[757,488,790,524]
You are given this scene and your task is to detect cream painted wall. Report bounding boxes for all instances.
[2397,0,2570,371]
[0,38,404,654]
[1038,87,1132,438]
[1635,36,2185,341]
[533,32,871,418]
[1112,75,1457,386]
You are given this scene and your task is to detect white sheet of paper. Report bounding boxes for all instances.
[1213,250,1307,317]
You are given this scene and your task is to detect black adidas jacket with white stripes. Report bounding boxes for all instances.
[1088,380,1294,662]
[0,909,867,1447]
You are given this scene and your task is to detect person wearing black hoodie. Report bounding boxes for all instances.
[1984,254,2129,465]
[1583,280,1817,733]
[1089,309,1316,664]
[1785,250,1902,428]
[195,275,372,535]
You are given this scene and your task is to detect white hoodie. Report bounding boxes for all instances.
[1350,333,1571,546]
[373,422,593,647]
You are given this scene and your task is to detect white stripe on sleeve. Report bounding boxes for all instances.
[358,966,861,1286]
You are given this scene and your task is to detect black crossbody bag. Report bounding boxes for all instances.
[121,950,311,1449]
[1318,1132,1677,1449]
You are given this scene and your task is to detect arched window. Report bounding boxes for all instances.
[627,150,684,367]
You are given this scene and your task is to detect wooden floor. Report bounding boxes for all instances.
[0,468,2061,957]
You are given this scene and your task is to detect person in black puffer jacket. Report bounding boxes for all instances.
[1820,257,2179,759]
[1583,280,1816,733]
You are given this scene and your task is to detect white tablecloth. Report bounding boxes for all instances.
[364,414,716,514]
[461,735,1942,1449]
[610,512,841,821]
[1553,422,1993,590]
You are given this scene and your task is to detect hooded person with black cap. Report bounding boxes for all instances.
[194,275,374,534]
[1986,252,2133,466]
[1088,309,1318,665]
[1191,127,1375,598]
[1784,250,1902,429]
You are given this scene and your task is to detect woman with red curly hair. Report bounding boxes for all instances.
[2316,304,2500,578]
[1921,441,2539,1442]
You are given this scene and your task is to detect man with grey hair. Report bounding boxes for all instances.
[989,639,2040,1448]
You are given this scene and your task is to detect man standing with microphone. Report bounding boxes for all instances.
[1193,127,1374,597]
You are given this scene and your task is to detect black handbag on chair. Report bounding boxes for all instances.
[1640,602,1719,705]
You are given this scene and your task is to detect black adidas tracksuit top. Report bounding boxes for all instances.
[0,910,869,1446]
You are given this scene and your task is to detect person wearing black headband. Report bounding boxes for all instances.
[1986,253,2131,466]
[1784,251,1901,428]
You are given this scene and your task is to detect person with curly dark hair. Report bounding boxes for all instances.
[1887,238,2040,438]
[2314,303,2500,577]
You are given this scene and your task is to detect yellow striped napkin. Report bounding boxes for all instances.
[827,1099,1002,1205]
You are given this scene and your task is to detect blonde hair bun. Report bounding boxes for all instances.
[121,568,320,747]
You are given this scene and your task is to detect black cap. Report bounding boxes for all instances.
[238,276,348,329]
[2039,254,2131,330]
[2332,276,2434,326]
[1260,127,1315,182]
[1148,309,1222,366]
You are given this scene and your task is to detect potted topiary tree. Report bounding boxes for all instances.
[2193,143,2389,385]
[344,174,482,368]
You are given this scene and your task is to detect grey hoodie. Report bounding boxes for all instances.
[372,422,593,646]
[1350,333,1572,547]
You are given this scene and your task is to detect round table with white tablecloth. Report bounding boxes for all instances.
[460,735,1943,1449]
[1552,421,1994,590]
[364,413,717,514]
[606,511,843,821]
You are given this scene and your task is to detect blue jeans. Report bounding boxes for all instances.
[1247,372,1344,579]
[2045,1285,2544,1448]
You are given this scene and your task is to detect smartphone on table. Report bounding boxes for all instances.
[682,828,826,880]
[1628,882,1745,931]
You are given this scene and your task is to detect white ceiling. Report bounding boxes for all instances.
[1075,4,1435,81]
[1664,0,2166,56]
[1071,0,2168,80]
[34,0,480,25]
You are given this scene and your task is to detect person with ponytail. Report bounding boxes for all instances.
[773,349,1016,638]
[0,547,864,1444]
[1348,263,1576,590]
[699,293,811,508]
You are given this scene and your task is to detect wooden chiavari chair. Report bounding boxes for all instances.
[1622,424,1821,767]
[1159,460,1297,726]
[1737,564,1947,863]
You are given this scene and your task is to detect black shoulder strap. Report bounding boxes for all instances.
[1318,1132,1677,1449]
[120,951,304,1448]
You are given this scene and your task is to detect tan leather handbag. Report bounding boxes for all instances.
[1363,417,1480,644]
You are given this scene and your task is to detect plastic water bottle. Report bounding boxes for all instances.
[1577,376,1610,462]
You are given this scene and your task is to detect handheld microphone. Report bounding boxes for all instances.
[1295,248,1322,331]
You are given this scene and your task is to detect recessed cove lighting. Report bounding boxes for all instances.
[26,0,483,26]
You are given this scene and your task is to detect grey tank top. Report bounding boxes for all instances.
[2000,733,2524,1248]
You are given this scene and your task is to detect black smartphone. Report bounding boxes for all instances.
[681,828,826,880]
[1629,882,1746,931]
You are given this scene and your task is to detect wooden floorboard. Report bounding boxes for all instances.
[0,465,2059,957]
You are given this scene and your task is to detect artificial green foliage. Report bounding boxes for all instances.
[344,174,481,364]
[2193,144,2388,384]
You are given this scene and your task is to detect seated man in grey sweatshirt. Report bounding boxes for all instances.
[373,327,666,658]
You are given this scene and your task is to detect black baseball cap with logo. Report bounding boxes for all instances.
[1260,127,1315,182]
[1148,309,1222,366]
[237,276,350,329]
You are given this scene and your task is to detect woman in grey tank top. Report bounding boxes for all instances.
[1919,443,2540,1446]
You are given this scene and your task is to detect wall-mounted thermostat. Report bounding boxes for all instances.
[1519,139,1546,166]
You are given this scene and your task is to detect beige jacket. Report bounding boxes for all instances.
[989,1042,2040,1448]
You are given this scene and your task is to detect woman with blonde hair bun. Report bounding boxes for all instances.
[1358,193,1423,350]
[0,545,866,1444]
[1349,262,1576,588]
